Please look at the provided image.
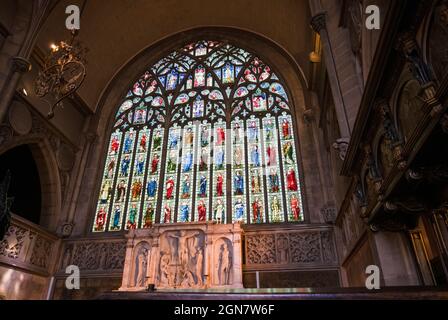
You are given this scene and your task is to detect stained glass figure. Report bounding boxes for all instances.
[166,70,178,90]
[195,67,206,87]
[279,114,304,221]
[252,90,267,112]
[193,98,205,118]
[222,63,234,84]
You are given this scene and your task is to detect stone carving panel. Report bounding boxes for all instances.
[60,240,126,272]
[0,224,34,260]
[158,229,205,288]
[289,232,321,263]
[245,229,337,267]
[30,236,52,268]
[0,217,58,274]
[119,223,243,291]
[246,234,276,264]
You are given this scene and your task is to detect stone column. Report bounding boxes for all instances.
[311,12,351,139]
[119,235,136,290]
[61,127,97,237]
[0,56,31,122]
[303,105,332,221]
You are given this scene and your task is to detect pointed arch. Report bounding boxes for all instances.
[83,27,313,233]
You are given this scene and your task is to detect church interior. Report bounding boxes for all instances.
[0,0,448,300]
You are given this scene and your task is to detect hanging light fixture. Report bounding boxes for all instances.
[34,1,88,119]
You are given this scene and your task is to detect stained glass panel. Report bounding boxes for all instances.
[178,124,195,222]
[195,122,211,222]
[141,127,164,228]
[161,126,181,224]
[109,128,137,231]
[232,119,246,223]
[279,114,304,222]
[263,116,284,223]
[247,117,265,223]
[212,120,227,223]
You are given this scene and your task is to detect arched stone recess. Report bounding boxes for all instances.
[0,134,62,233]
[74,26,330,236]
[129,241,151,288]
[212,237,234,286]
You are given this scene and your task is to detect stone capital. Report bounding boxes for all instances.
[332,137,350,161]
[310,12,327,33]
[303,108,314,123]
[11,56,31,74]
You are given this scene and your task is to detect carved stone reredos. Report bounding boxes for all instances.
[119,222,244,291]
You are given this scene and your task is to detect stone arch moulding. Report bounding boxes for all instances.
[0,136,62,233]
[79,26,316,234]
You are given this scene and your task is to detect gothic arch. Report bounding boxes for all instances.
[0,136,62,232]
[78,27,319,234]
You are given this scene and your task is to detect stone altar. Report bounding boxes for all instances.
[119,222,243,290]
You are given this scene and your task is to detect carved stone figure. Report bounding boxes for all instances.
[218,243,231,285]
[195,248,204,287]
[120,225,243,291]
[135,247,149,287]
[159,254,172,286]
[168,231,199,268]
[62,246,72,268]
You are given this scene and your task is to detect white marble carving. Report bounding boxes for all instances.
[159,229,205,288]
[119,222,243,291]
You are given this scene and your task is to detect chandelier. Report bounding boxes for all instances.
[34,28,87,119]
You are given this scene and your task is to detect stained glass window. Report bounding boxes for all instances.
[92,40,305,232]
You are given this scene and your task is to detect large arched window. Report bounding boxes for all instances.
[92,40,304,232]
